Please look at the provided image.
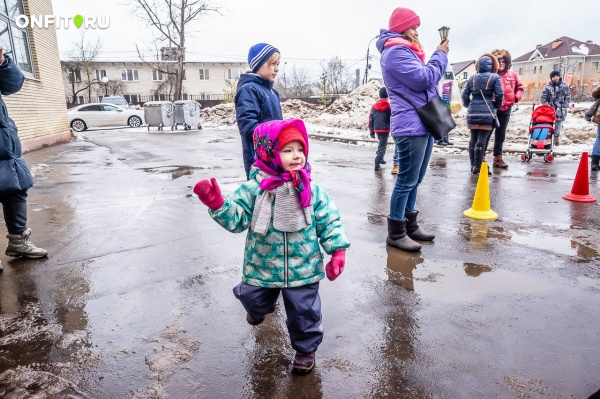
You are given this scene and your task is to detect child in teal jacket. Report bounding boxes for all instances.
[194,118,350,374]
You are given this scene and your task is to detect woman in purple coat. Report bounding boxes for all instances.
[376,7,449,252]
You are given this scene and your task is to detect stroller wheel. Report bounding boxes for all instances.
[521,153,526,162]
[545,154,554,163]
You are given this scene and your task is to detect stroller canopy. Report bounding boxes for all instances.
[532,105,557,124]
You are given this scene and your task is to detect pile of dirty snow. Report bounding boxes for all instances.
[200,82,599,155]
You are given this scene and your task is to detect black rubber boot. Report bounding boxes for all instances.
[468,146,474,171]
[591,155,600,171]
[405,211,435,241]
[471,147,483,174]
[386,217,421,252]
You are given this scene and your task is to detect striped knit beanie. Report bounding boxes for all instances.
[248,43,279,73]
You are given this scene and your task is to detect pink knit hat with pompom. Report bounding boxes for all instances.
[388,8,420,34]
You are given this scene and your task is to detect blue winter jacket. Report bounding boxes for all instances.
[462,56,503,129]
[234,73,283,139]
[0,55,33,195]
[376,29,448,138]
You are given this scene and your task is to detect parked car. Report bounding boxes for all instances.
[101,96,129,109]
[68,103,145,132]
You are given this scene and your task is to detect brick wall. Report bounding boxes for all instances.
[4,0,71,153]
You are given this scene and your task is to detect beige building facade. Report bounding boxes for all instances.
[61,60,248,105]
[3,0,70,152]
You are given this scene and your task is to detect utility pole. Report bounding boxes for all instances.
[363,35,379,85]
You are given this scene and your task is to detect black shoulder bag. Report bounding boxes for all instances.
[386,86,456,140]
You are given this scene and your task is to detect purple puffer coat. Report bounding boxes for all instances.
[376,29,448,138]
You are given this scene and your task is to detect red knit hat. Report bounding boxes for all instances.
[278,126,306,154]
[388,7,420,34]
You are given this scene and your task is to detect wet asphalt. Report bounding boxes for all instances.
[0,127,599,399]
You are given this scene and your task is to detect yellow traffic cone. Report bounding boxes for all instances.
[464,162,498,220]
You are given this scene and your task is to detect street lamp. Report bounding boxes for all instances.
[101,76,108,96]
[363,34,379,85]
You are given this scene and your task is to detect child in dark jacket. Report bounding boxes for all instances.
[369,87,392,171]
[235,43,283,180]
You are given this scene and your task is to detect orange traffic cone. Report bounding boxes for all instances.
[464,162,498,220]
[563,152,597,203]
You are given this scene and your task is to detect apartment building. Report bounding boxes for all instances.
[513,36,600,102]
[3,0,70,152]
[61,60,248,106]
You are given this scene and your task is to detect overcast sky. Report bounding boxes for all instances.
[51,0,597,83]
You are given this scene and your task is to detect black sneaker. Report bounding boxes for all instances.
[435,140,448,147]
[380,160,387,164]
[292,352,315,374]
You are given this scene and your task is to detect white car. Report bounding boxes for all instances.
[68,103,145,132]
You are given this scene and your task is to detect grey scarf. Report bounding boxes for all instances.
[251,171,311,236]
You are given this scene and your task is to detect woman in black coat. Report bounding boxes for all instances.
[462,54,504,175]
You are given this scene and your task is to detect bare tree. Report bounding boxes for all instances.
[276,65,313,98]
[320,56,353,96]
[62,32,102,103]
[129,0,221,100]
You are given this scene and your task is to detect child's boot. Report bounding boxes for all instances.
[293,352,315,374]
[591,155,600,171]
[375,162,381,171]
[5,228,48,258]
[386,217,421,252]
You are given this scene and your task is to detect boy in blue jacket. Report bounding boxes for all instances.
[368,87,391,171]
[235,43,283,180]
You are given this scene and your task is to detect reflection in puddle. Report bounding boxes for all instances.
[511,231,577,257]
[139,165,198,179]
[386,246,423,291]
[463,262,492,277]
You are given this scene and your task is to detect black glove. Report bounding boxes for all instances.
[585,114,592,122]
[370,132,375,139]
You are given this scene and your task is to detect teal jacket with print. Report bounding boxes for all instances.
[208,169,350,288]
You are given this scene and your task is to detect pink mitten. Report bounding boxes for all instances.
[193,177,224,210]
[326,251,346,281]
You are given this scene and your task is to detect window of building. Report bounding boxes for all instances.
[153,93,166,101]
[462,72,468,79]
[0,0,35,78]
[200,93,209,100]
[182,69,186,80]
[124,94,140,103]
[593,62,599,70]
[95,69,106,81]
[519,68,523,75]
[227,68,241,80]
[152,70,163,81]
[578,62,582,71]
[68,68,82,83]
[121,69,139,81]
[533,66,537,74]
[539,66,543,75]
[182,94,188,100]
[199,69,209,80]
[553,64,559,71]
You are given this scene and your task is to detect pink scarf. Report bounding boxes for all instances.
[384,37,426,63]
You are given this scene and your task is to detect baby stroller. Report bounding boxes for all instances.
[521,105,556,163]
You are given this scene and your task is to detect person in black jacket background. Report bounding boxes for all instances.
[234,43,283,179]
[462,54,503,175]
[369,87,391,171]
[0,45,48,270]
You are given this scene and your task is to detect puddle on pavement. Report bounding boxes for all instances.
[385,246,549,301]
[139,165,199,179]
[510,231,578,257]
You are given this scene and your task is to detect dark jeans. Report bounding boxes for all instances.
[0,190,28,235]
[240,133,255,180]
[375,133,389,164]
[389,135,434,220]
[233,281,323,354]
[485,109,511,156]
